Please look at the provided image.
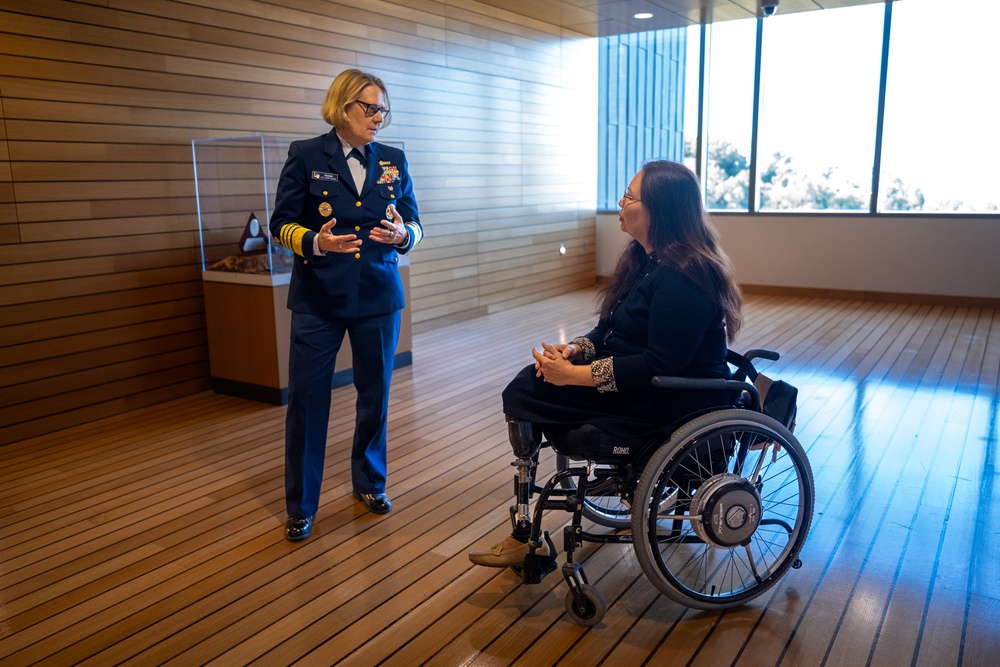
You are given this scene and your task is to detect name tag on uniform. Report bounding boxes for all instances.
[312,171,338,182]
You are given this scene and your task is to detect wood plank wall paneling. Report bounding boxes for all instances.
[0,0,598,446]
[0,89,16,245]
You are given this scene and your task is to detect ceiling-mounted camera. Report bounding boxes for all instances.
[760,0,779,17]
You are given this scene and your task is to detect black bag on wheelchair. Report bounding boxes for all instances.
[754,373,797,430]
[726,350,798,431]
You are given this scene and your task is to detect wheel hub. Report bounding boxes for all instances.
[691,473,761,548]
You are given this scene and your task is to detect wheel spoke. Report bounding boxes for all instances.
[633,410,814,610]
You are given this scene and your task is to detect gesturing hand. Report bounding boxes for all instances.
[371,204,408,246]
[317,218,361,254]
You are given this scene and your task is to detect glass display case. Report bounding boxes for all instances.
[193,135,294,403]
[192,135,294,285]
[191,135,412,404]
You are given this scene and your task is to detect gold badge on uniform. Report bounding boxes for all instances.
[318,202,332,217]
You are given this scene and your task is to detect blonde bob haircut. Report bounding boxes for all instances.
[321,68,391,131]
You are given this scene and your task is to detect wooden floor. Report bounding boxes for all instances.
[2,289,999,666]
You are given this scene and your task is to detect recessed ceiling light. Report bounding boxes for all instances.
[634,12,653,19]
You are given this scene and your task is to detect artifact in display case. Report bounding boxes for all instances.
[207,211,294,274]
[192,135,295,283]
[239,211,267,254]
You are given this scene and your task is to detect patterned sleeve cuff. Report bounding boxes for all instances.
[592,357,618,393]
[570,336,596,361]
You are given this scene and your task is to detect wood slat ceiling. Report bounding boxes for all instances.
[474,0,887,35]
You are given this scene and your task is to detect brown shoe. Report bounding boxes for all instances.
[468,534,551,567]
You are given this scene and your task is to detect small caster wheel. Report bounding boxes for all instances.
[564,584,606,626]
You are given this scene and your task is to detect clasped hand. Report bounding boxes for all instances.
[317,204,407,254]
[532,342,591,386]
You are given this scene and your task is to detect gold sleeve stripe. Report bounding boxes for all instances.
[276,223,310,257]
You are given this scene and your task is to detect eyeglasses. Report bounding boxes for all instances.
[620,190,641,206]
[355,100,390,120]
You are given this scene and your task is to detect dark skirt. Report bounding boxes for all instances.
[501,364,731,439]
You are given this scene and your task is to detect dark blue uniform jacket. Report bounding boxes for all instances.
[269,130,421,319]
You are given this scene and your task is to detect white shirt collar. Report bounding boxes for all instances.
[336,132,366,158]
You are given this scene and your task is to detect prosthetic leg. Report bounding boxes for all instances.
[468,419,556,574]
[507,419,558,582]
[508,418,542,541]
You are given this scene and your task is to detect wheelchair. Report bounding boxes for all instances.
[505,349,814,626]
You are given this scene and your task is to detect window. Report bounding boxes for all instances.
[879,0,1000,212]
[597,0,1000,215]
[756,5,884,211]
[682,25,704,177]
[702,19,756,211]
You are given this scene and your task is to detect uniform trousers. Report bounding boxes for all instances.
[284,309,400,519]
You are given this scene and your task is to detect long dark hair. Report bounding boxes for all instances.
[599,160,743,342]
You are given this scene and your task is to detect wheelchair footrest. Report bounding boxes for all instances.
[520,533,558,585]
[521,554,557,585]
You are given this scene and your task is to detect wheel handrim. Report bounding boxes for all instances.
[644,421,810,605]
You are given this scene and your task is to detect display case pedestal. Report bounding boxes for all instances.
[202,269,412,405]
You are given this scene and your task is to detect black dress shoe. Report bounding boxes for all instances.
[285,515,314,541]
[352,490,392,514]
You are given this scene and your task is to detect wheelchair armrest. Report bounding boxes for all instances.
[650,376,761,411]
[726,348,781,384]
[743,348,780,363]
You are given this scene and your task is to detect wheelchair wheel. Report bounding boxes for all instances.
[632,409,813,610]
[555,454,632,528]
[564,584,607,626]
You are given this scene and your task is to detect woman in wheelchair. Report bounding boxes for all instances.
[469,160,744,567]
